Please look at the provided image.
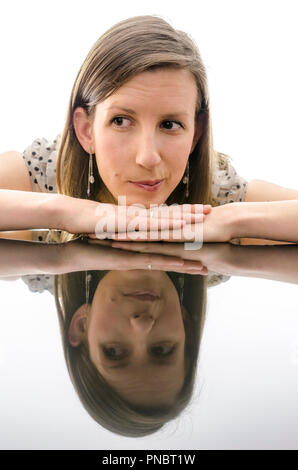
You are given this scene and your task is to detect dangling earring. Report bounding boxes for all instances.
[182,159,189,199]
[87,150,95,198]
[85,271,92,306]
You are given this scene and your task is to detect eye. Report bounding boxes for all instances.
[150,343,177,357]
[102,345,128,360]
[111,116,131,128]
[161,120,183,131]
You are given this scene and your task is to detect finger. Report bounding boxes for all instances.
[127,204,208,223]
[125,212,189,231]
[92,205,209,237]
[123,213,205,235]
[155,204,206,218]
[110,223,204,242]
[90,215,205,239]
[101,210,188,233]
[111,241,183,257]
[203,204,212,212]
[87,238,114,245]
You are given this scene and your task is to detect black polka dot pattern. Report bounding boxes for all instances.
[211,153,248,207]
[21,273,55,294]
[22,135,61,246]
[22,135,60,195]
[207,272,230,289]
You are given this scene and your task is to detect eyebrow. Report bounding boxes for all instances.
[106,105,189,119]
[103,359,176,370]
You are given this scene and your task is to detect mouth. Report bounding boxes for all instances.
[123,289,160,301]
[129,179,164,192]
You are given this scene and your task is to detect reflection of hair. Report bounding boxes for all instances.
[54,266,207,437]
[55,15,227,225]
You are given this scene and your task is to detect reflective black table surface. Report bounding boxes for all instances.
[0,231,297,450]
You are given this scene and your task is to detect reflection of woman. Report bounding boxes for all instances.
[2,237,298,435]
[56,269,206,437]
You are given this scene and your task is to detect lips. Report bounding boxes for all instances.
[131,180,163,185]
[123,290,160,301]
[129,180,164,192]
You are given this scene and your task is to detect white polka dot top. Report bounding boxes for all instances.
[21,135,249,292]
[22,134,60,194]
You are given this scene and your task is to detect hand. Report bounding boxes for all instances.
[53,196,209,235]
[86,203,212,240]
[55,238,208,275]
[98,203,232,243]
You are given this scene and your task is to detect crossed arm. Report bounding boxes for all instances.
[0,178,298,244]
[235,179,298,245]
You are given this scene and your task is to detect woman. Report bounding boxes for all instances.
[2,15,298,246]
[1,12,298,437]
[0,15,255,245]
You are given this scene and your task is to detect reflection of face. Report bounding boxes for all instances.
[90,68,199,208]
[86,270,185,407]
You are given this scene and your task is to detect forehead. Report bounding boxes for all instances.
[99,68,198,112]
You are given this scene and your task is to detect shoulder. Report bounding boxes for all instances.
[207,271,231,288]
[211,151,248,206]
[21,273,54,295]
[22,134,61,193]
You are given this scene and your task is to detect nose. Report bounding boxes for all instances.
[135,132,161,169]
[130,312,155,334]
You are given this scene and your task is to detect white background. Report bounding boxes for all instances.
[1,0,298,188]
[1,0,298,450]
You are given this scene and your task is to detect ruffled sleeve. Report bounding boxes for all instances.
[211,153,248,206]
[206,271,230,288]
[22,135,60,194]
[211,152,249,246]
[21,273,55,295]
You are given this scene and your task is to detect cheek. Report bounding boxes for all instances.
[165,138,192,169]
[95,137,133,181]
[158,305,185,335]
[88,310,119,347]
[96,134,133,164]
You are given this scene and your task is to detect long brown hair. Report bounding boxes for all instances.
[54,263,207,437]
[56,15,226,210]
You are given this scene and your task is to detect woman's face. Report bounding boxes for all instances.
[74,68,202,208]
[69,270,186,407]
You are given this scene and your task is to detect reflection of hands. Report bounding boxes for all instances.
[0,238,206,277]
[59,239,207,275]
[88,239,298,283]
[89,240,235,276]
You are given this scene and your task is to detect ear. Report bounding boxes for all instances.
[68,303,89,347]
[190,113,205,154]
[73,106,95,154]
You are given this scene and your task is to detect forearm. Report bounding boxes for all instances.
[0,189,63,231]
[212,244,298,284]
[230,200,298,243]
[0,238,66,275]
